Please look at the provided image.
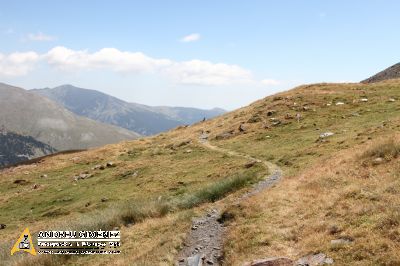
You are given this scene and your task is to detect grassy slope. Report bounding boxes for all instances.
[1,79,400,265]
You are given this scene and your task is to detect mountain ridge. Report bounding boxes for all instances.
[0,82,140,151]
[33,85,225,135]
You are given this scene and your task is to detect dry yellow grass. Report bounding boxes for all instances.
[223,135,400,265]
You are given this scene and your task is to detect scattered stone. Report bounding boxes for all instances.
[186,149,193,153]
[32,184,39,189]
[0,224,6,230]
[244,160,257,168]
[106,162,116,168]
[272,120,281,126]
[101,197,109,202]
[244,257,293,266]
[360,98,368,102]
[92,164,104,170]
[248,115,262,123]
[85,202,91,207]
[389,98,396,102]
[273,96,283,101]
[40,174,48,178]
[373,157,384,165]
[285,113,294,120]
[266,110,277,116]
[336,102,345,106]
[296,253,333,265]
[13,179,28,185]
[302,106,310,111]
[319,132,334,138]
[206,259,214,265]
[239,124,246,132]
[326,103,332,106]
[199,133,209,140]
[215,130,234,140]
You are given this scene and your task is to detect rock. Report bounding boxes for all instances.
[199,133,209,140]
[244,161,257,168]
[92,164,104,170]
[266,110,277,116]
[32,184,39,189]
[101,197,109,202]
[244,257,293,266]
[179,258,185,262]
[40,174,48,178]
[360,98,368,102]
[335,102,345,106]
[328,225,341,235]
[186,149,193,153]
[285,113,294,119]
[302,106,310,111]
[215,131,234,140]
[239,124,246,132]
[206,259,214,265]
[174,140,191,148]
[296,253,333,265]
[272,120,281,126]
[0,224,6,230]
[319,132,334,138]
[13,179,28,185]
[389,98,396,102]
[373,157,384,165]
[248,115,262,123]
[106,162,116,168]
[187,254,202,266]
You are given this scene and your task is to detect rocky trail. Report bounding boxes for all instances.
[176,138,282,266]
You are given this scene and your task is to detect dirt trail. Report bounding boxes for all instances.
[176,139,282,266]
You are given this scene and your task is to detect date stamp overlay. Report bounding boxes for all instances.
[11,228,121,256]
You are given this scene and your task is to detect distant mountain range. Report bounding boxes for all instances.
[362,62,400,83]
[0,128,56,168]
[0,83,140,152]
[33,85,225,135]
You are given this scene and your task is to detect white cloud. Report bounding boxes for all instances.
[164,60,253,86]
[261,79,280,86]
[45,46,171,72]
[0,46,259,86]
[180,33,200,43]
[28,32,56,41]
[45,46,252,86]
[0,51,39,76]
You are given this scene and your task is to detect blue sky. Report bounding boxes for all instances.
[0,0,399,110]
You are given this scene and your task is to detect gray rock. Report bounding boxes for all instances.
[319,132,334,138]
[296,253,333,265]
[187,254,202,266]
[373,157,384,165]
[244,257,293,266]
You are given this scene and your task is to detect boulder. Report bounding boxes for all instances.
[373,157,384,165]
[239,124,246,132]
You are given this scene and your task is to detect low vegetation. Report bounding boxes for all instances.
[2,80,400,265]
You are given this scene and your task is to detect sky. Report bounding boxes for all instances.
[0,0,400,110]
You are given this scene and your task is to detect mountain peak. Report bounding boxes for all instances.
[362,62,400,83]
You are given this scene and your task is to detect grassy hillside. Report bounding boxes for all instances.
[1,79,400,265]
